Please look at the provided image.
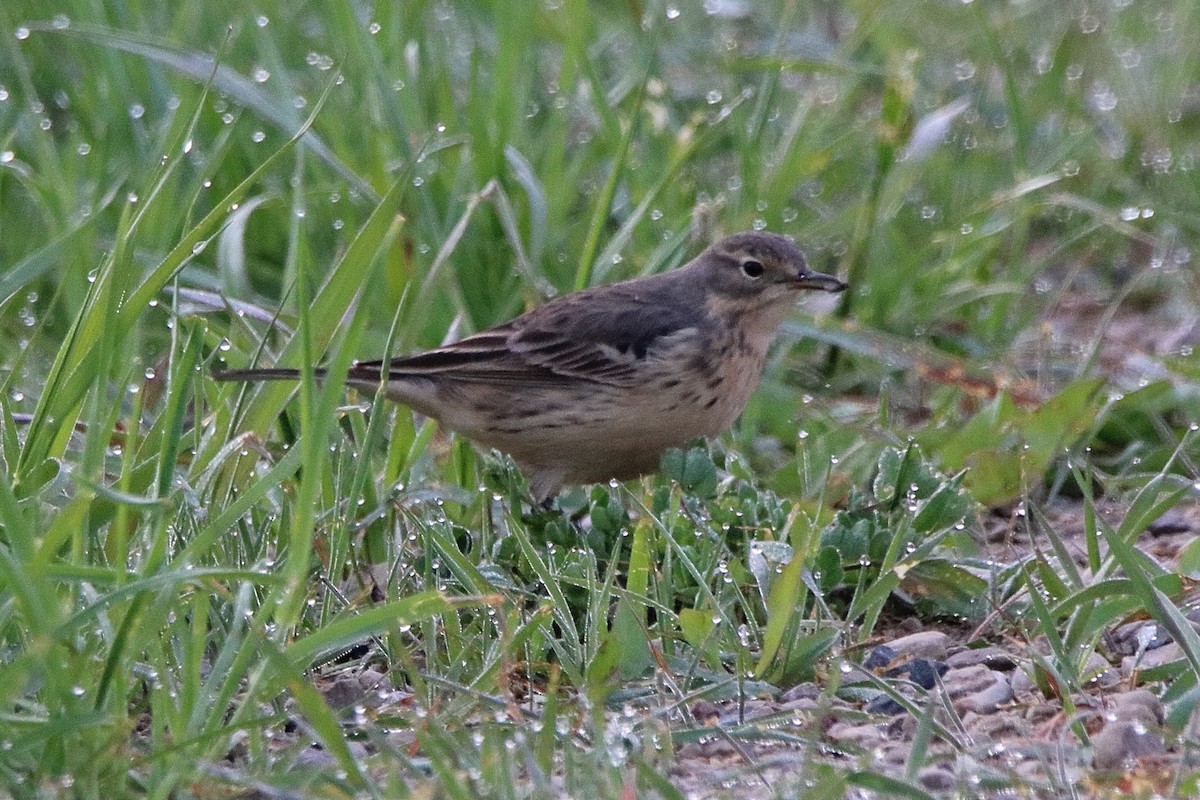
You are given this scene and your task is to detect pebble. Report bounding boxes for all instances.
[321,674,368,711]
[358,667,388,690]
[942,664,1013,715]
[884,657,948,689]
[716,699,777,726]
[691,701,720,725]
[778,696,820,713]
[1109,688,1164,727]
[946,646,1017,671]
[1146,509,1191,535]
[827,721,888,747]
[1081,652,1120,689]
[1121,641,1184,677]
[886,631,951,661]
[965,710,1029,740]
[1010,664,1039,696]
[779,682,820,703]
[1092,720,1166,770]
[677,737,738,760]
[864,694,907,716]
[917,765,957,791]
[863,645,898,670]
[1110,620,1172,656]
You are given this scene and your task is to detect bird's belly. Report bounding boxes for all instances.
[437,359,761,483]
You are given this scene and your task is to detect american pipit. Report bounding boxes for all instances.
[215,231,846,502]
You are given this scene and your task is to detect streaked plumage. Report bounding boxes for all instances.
[215,231,846,501]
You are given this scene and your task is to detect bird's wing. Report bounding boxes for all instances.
[351,286,701,388]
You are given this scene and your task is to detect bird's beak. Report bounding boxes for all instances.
[794,269,848,293]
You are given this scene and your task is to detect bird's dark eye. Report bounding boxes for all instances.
[741,259,764,278]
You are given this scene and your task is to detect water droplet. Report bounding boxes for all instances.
[305,51,334,70]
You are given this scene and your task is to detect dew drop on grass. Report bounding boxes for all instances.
[77,142,91,156]
[14,27,30,40]
[253,67,269,83]
[129,103,145,119]
[305,52,334,70]
[250,130,265,143]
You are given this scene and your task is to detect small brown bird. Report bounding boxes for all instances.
[215,231,846,502]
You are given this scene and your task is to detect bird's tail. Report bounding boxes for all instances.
[212,367,317,383]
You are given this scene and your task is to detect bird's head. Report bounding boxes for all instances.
[700,232,847,312]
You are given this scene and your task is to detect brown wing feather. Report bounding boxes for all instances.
[350,281,703,388]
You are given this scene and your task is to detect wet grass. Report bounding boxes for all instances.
[1,0,1200,797]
